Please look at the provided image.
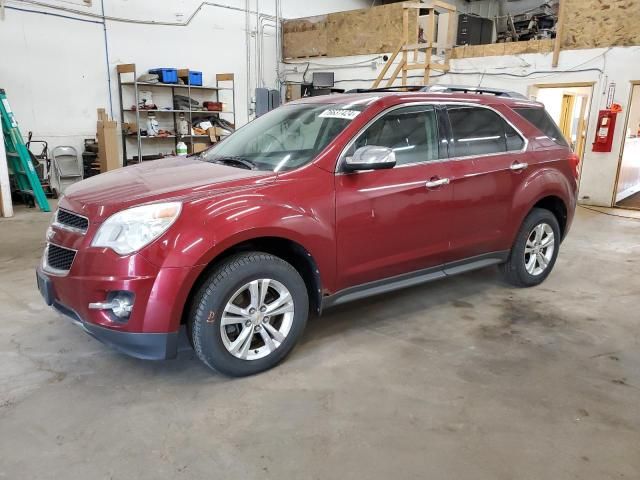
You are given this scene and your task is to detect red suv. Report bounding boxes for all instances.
[37,88,578,376]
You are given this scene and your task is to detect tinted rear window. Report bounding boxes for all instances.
[447,105,525,157]
[513,107,569,147]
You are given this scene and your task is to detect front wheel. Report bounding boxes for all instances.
[190,252,308,376]
[500,208,561,287]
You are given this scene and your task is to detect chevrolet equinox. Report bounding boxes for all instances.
[37,89,578,376]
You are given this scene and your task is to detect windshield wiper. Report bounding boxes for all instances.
[209,156,257,170]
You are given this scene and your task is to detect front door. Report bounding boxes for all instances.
[335,104,453,290]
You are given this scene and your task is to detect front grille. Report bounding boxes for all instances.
[55,209,89,233]
[46,244,76,272]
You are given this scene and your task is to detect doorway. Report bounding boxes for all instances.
[529,83,594,164]
[614,83,640,210]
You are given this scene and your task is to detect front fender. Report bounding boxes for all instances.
[139,172,336,286]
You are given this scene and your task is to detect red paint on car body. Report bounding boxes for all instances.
[38,92,577,357]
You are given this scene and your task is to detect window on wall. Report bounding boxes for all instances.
[447,105,525,157]
[352,105,442,165]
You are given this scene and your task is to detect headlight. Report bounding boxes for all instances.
[91,202,182,255]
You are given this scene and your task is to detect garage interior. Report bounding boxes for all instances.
[1,0,640,478]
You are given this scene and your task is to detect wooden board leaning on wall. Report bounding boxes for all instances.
[283,3,418,59]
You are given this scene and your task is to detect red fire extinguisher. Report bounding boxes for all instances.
[592,103,621,153]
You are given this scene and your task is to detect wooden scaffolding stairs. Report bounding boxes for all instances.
[372,1,457,89]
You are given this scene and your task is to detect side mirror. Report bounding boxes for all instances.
[344,146,396,172]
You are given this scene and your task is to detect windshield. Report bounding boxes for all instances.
[199,103,364,172]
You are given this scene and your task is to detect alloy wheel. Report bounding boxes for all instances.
[524,223,555,276]
[220,279,295,360]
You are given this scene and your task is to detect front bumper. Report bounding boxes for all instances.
[55,299,179,360]
[36,258,196,360]
[37,268,179,360]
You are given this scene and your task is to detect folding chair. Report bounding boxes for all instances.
[51,146,82,191]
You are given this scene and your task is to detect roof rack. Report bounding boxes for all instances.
[344,84,528,99]
[419,84,527,99]
[344,86,425,94]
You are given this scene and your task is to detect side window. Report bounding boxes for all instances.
[447,105,524,157]
[513,107,569,147]
[351,105,442,166]
[505,122,525,151]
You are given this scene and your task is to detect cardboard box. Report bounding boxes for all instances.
[207,126,230,142]
[96,108,120,172]
[192,143,209,154]
[122,122,137,135]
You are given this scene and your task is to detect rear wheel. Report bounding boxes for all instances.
[190,252,308,376]
[500,208,560,287]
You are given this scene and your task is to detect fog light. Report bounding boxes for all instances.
[89,291,134,320]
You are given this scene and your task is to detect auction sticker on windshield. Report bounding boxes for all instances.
[318,109,361,120]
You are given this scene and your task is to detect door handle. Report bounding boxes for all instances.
[510,162,528,171]
[425,178,450,188]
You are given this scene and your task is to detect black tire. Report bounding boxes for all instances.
[500,208,561,287]
[190,252,308,376]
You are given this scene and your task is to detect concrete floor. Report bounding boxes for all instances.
[1,205,639,480]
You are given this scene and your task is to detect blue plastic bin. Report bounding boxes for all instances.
[179,70,203,86]
[187,71,203,86]
[148,68,178,84]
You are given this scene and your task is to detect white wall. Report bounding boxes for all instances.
[0,4,108,158]
[0,0,369,167]
[283,0,368,18]
[3,0,638,206]
[534,89,565,124]
[283,46,640,207]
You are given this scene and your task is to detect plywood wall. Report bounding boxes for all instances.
[326,4,418,58]
[562,0,640,49]
[283,0,640,60]
[450,39,554,59]
[450,0,639,59]
[283,3,417,59]
[283,15,329,58]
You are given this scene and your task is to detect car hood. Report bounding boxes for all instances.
[59,156,276,221]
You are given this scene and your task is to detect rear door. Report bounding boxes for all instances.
[443,103,529,261]
[334,104,453,290]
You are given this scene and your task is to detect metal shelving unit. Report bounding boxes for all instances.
[116,64,236,164]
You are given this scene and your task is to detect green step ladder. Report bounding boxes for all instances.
[0,88,50,212]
